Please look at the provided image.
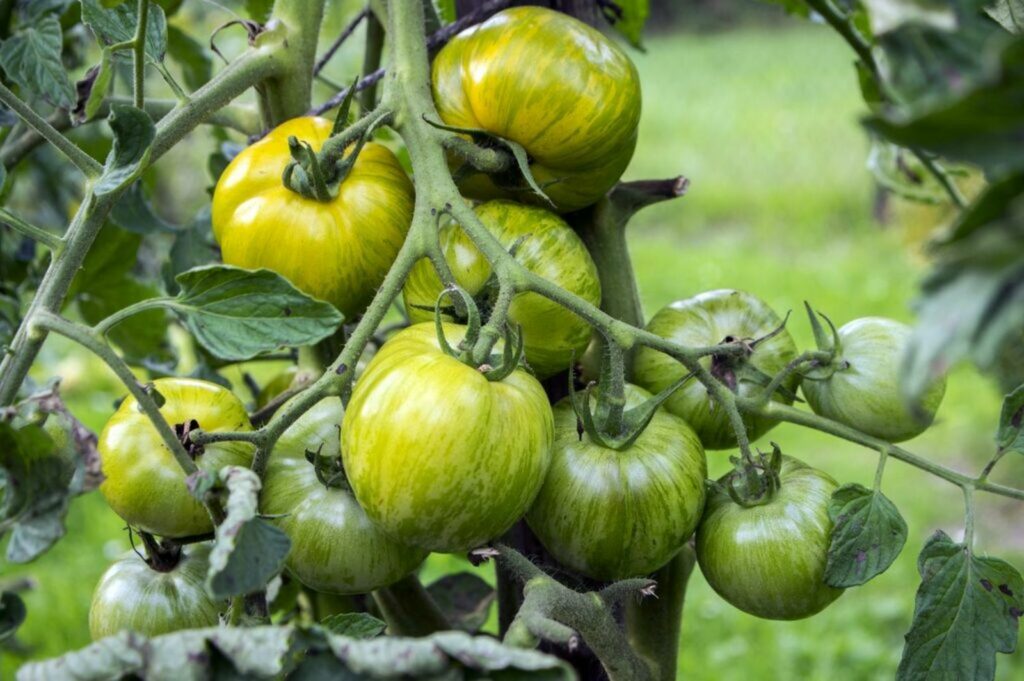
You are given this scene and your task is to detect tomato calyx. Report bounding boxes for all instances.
[134,529,183,573]
[305,442,350,491]
[434,285,526,381]
[800,302,846,381]
[174,419,205,460]
[709,312,800,401]
[718,443,784,508]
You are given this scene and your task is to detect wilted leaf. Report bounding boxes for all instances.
[319,612,386,638]
[0,15,76,108]
[427,572,496,633]
[81,0,168,63]
[826,483,908,587]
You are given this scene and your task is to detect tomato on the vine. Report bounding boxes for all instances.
[342,322,553,553]
[633,289,798,450]
[696,456,843,620]
[403,200,601,378]
[432,7,641,212]
[526,385,706,581]
[261,397,427,594]
[801,317,946,442]
[211,117,414,318]
[89,545,221,640]
[98,378,253,538]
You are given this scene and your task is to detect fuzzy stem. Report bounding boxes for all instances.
[133,0,150,109]
[359,9,385,112]
[262,0,326,123]
[625,547,695,681]
[0,208,63,252]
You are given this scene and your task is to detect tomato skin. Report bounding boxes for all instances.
[89,545,221,640]
[403,200,601,378]
[98,378,253,538]
[526,385,707,581]
[432,7,641,212]
[342,323,554,553]
[801,317,946,442]
[261,397,427,594]
[211,117,414,318]
[633,290,798,450]
[696,456,843,620]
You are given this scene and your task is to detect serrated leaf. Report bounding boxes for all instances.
[171,265,343,361]
[72,48,114,124]
[600,0,649,49]
[95,104,154,196]
[988,0,1024,34]
[206,466,290,599]
[81,0,167,63]
[897,530,1023,680]
[825,483,908,587]
[0,591,26,642]
[320,612,386,638]
[996,383,1024,455]
[0,15,75,108]
[110,181,177,234]
[427,572,495,633]
[166,24,210,92]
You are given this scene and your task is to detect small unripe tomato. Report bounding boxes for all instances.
[801,317,946,442]
[402,200,601,378]
[342,323,553,553]
[261,397,427,594]
[633,290,798,450]
[98,378,253,538]
[432,7,641,212]
[696,456,843,620]
[89,545,221,640]
[211,117,414,318]
[527,385,707,581]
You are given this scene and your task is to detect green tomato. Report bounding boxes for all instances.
[89,545,221,640]
[98,378,253,538]
[342,322,554,553]
[526,385,707,581]
[696,456,843,620]
[801,317,946,442]
[261,396,427,594]
[432,7,641,212]
[633,290,798,450]
[403,200,601,378]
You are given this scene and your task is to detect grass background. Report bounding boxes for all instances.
[2,13,1023,681]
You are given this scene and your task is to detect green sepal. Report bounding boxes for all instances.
[303,441,348,490]
[331,77,360,136]
[725,443,783,508]
[802,302,843,381]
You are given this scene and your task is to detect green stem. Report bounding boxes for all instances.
[0,208,62,252]
[133,0,149,109]
[910,147,968,209]
[371,574,449,636]
[359,9,385,112]
[760,349,833,404]
[262,0,327,123]
[963,485,976,552]
[873,446,889,489]
[0,82,102,177]
[625,547,695,681]
[93,298,168,335]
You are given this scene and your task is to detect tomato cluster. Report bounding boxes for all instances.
[88,6,947,639]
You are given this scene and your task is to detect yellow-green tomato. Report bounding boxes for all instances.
[211,117,414,318]
[801,317,946,442]
[342,322,553,553]
[261,397,428,594]
[89,545,221,640]
[432,7,641,212]
[98,378,253,538]
[633,290,798,450]
[696,456,843,620]
[527,385,707,581]
[403,200,601,378]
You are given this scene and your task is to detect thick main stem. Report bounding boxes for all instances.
[625,548,695,681]
[262,0,326,123]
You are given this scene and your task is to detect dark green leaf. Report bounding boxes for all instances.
[988,0,1024,33]
[897,530,1023,680]
[81,0,168,63]
[432,0,456,24]
[319,612,386,638]
[206,466,290,599]
[996,384,1024,455]
[72,47,114,124]
[95,104,154,196]
[171,265,343,361]
[163,207,216,293]
[109,181,177,234]
[0,591,26,642]
[24,0,76,21]
[600,0,650,49]
[243,0,273,22]
[825,483,908,587]
[68,222,139,299]
[166,24,210,92]
[0,15,76,108]
[427,572,495,633]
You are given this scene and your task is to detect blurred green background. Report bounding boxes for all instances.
[2,3,1022,679]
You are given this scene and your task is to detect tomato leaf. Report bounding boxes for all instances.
[205,466,290,600]
[988,0,1024,34]
[427,572,496,633]
[0,591,26,642]
[81,0,168,63]
[319,612,386,638]
[109,181,177,234]
[996,383,1024,456]
[243,0,273,22]
[0,15,76,109]
[897,530,1023,680]
[72,48,114,125]
[171,265,344,361]
[95,104,155,196]
[166,24,210,92]
[825,483,908,587]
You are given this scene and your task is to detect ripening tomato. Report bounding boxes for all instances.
[633,290,798,450]
[801,317,946,442]
[211,117,414,318]
[403,200,601,378]
[89,545,221,640]
[526,385,707,581]
[432,7,641,212]
[342,323,553,553]
[98,378,253,538]
[696,456,843,620]
[261,396,427,594]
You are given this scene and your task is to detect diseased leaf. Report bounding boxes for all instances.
[996,383,1024,455]
[319,612,386,638]
[72,48,114,124]
[172,265,343,361]
[81,0,168,63]
[897,530,1023,680]
[205,466,290,599]
[0,15,76,108]
[95,104,155,196]
[427,572,496,633]
[825,483,908,587]
[166,24,210,92]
